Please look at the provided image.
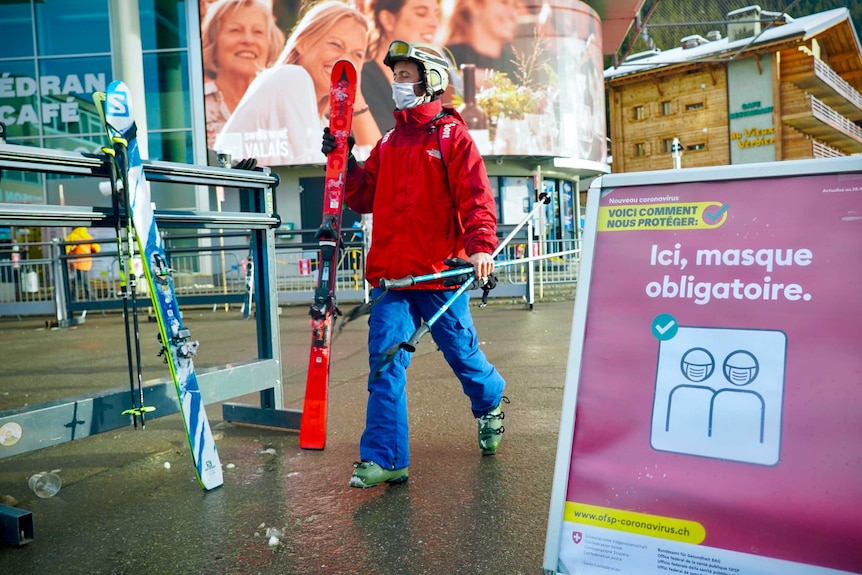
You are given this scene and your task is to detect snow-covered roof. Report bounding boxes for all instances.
[605,7,854,80]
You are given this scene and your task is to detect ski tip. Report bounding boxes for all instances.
[332,59,357,84]
[107,79,131,96]
[105,80,135,133]
[92,91,109,123]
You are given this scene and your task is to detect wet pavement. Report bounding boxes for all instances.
[0,297,574,574]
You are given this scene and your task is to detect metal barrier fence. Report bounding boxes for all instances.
[0,229,580,318]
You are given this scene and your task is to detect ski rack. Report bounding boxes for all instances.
[0,143,303,460]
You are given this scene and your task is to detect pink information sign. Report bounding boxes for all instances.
[544,158,862,575]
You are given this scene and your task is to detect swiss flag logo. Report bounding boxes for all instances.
[572,531,583,544]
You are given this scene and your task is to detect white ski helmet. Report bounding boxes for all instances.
[384,40,450,97]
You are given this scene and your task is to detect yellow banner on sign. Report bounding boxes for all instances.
[598,202,729,231]
[564,501,706,544]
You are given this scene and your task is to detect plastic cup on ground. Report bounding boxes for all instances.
[28,472,61,498]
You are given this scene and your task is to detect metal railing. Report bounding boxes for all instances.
[1,230,581,317]
[0,141,307,458]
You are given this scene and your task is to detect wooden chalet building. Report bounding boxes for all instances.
[604,6,862,172]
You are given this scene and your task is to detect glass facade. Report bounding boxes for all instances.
[35,0,111,56]
[0,0,192,204]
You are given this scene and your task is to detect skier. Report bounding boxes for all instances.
[322,40,508,489]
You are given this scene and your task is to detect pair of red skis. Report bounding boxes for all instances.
[299,61,356,450]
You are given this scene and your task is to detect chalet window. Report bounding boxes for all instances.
[635,142,647,156]
[663,138,674,153]
[633,105,645,120]
[686,143,706,151]
[685,102,704,111]
[661,101,673,115]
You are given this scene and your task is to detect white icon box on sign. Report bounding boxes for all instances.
[651,326,787,465]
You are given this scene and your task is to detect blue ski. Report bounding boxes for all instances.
[98,81,223,490]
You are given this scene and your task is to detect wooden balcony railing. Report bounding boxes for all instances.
[784,53,862,121]
[782,95,862,153]
[812,140,846,159]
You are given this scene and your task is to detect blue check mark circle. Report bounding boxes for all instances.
[652,313,679,340]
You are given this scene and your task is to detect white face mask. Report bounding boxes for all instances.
[392,81,424,110]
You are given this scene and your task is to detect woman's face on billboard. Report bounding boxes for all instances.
[298,17,366,99]
[389,0,440,44]
[477,0,518,42]
[215,4,270,77]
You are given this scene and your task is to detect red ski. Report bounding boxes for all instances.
[299,60,356,449]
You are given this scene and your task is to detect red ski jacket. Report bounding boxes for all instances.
[345,99,498,289]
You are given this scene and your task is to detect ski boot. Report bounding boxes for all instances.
[478,396,510,455]
[349,461,408,488]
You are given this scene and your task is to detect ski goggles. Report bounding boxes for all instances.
[384,40,449,69]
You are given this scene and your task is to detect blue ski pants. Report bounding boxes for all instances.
[360,288,506,470]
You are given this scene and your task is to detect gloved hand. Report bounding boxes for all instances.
[442,257,497,293]
[321,127,355,156]
[443,257,472,270]
[232,157,258,171]
[442,257,474,288]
